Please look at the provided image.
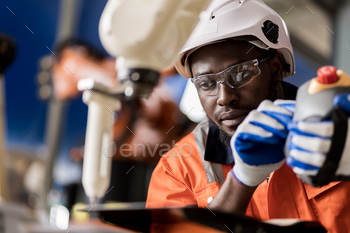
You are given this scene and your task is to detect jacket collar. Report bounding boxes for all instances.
[204,122,234,165]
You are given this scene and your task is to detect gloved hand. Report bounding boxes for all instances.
[231,99,296,187]
[287,93,350,177]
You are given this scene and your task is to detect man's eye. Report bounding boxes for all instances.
[199,81,216,90]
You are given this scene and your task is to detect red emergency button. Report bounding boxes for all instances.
[317,66,338,84]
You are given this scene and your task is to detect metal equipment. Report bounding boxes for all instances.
[80,0,212,204]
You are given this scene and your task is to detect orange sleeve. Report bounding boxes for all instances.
[146,155,197,208]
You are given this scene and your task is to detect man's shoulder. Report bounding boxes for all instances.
[163,118,209,159]
[157,118,210,170]
[170,117,210,147]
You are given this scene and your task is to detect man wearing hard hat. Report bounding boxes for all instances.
[146,0,350,232]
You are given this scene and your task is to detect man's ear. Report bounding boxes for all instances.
[269,53,284,82]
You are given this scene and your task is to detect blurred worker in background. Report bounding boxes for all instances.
[51,38,196,210]
[52,38,118,101]
[146,0,350,232]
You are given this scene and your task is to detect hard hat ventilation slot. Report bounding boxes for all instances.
[262,20,279,44]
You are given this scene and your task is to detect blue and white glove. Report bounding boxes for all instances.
[231,99,296,187]
[287,93,350,177]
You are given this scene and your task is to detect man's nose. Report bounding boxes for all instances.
[216,82,239,106]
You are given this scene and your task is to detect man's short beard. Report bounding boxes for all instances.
[209,119,232,147]
[209,78,278,147]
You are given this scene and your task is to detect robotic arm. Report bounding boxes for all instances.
[99,0,212,97]
[81,0,211,204]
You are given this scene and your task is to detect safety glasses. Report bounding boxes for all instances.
[191,55,270,96]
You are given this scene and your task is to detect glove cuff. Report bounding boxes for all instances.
[232,159,285,187]
[230,169,256,187]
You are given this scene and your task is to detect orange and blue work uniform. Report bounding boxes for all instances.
[146,82,350,233]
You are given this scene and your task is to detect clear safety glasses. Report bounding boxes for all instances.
[191,55,270,96]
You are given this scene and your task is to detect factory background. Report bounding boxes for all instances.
[0,0,349,226]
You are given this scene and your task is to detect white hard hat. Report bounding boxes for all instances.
[174,0,295,79]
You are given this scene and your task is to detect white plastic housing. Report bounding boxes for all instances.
[81,90,121,200]
[99,0,212,72]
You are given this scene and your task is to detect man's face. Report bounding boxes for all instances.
[190,41,281,145]
[52,47,117,100]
